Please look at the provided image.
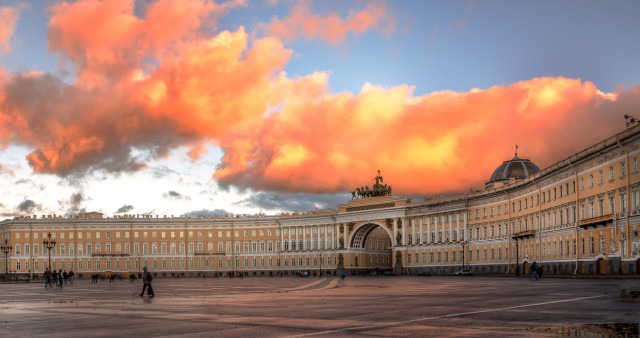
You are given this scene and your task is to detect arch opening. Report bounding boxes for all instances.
[347,223,393,274]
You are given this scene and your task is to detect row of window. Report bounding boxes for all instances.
[2,255,342,272]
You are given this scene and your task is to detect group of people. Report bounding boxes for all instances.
[43,268,74,288]
[529,261,544,280]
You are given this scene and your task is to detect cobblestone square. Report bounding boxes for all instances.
[1,276,638,337]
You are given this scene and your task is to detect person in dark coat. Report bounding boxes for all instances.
[68,270,75,285]
[44,268,52,288]
[529,261,538,280]
[537,265,543,279]
[63,270,68,285]
[57,269,64,288]
[139,267,154,298]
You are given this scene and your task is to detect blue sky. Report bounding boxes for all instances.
[1,0,639,218]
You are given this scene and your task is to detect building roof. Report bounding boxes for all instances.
[486,155,541,189]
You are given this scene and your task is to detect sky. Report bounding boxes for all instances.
[0,0,639,219]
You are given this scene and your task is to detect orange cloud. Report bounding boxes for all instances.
[1,0,639,201]
[214,78,638,195]
[0,6,20,54]
[1,0,290,176]
[263,0,395,46]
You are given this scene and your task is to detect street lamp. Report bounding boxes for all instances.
[1,239,12,275]
[43,232,56,271]
[30,255,36,280]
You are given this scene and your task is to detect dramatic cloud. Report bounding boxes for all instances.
[0,6,19,54]
[116,204,134,213]
[57,191,89,214]
[1,0,640,201]
[1,0,291,176]
[215,78,637,195]
[236,192,348,212]
[262,1,395,46]
[163,190,190,200]
[17,199,37,213]
[182,208,229,218]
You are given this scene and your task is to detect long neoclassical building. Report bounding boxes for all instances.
[2,125,640,278]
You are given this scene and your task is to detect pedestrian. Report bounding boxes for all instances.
[57,269,63,288]
[63,270,68,285]
[529,261,538,281]
[44,268,52,288]
[340,270,345,281]
[537,265,543,279]
[139,267,154,298]
[69,270,74,285]
[129,273,135,283]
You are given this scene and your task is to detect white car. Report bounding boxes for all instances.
[454,269,472,276]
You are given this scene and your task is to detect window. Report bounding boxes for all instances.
[580,177,584,190]
[599,171,603,184]
[589,174,593,188]
[606,167,613,183]
[621,162,626,177]
[634,157,638,173]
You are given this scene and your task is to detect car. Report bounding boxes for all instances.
[416,271,430,276]
[454,268,472,276]
[382,271,396,276]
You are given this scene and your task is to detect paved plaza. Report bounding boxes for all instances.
[0,275,638,337]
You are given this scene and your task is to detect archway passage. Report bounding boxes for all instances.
[523,261,529,275]
[597,258,607,275]
[348,223,393,274]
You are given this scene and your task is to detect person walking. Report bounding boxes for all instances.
[537,265,543,279]
[529,261,538,281]
[68,270,74,285]
[44,268,52,288]
[340,270,345,281]
[63,270,68,285]
[139,267,154,298]
[57,269,64,288]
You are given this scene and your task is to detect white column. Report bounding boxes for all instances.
[287,227,291,251]
[295,227,299,251]
[402,217,407,246]
[434,214,439,242]
[346,223,351,249]
[456,212,461,241]
[411,217,416,245]
[426,216,431,244]
[324,225,328,249]
[302,227,306,250]
[419,216,424,244]
[280,226,284,251]
[334,224,338,249]
[463,211,467,241]
[393,219,397,247]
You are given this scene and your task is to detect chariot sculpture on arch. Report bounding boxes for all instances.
[352,170,392,199]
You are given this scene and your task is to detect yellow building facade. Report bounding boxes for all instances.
[2,125,640,278]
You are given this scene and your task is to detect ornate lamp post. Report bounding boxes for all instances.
[43,232,56,271]
[1,239,12,275]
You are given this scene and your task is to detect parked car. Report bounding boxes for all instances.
[416,270,431,276]
[454,268,472,276]
[382,271,396,276]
